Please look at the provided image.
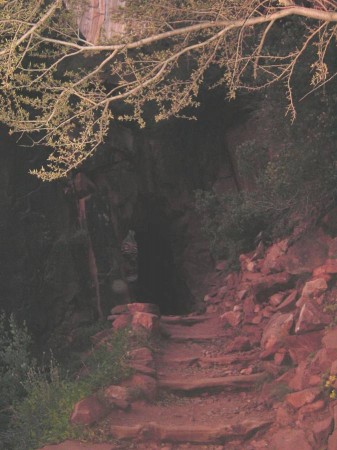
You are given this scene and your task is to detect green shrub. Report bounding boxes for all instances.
[0,313,36,427]
[3,363,90,450]
[195,189,269,261]
[196,134,337,263]
[0,324,132,450]
[80,328,132,390]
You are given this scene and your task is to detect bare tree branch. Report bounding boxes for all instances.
[1,1,337,180]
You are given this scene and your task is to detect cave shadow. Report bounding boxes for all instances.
[131,198,193,315]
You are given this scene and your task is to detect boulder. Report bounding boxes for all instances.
[288,361,310,391]
[322,327,337,349]
[204,293,222,305]
[275,290,298,312]
[298,399,325,419]
[275,405,293,426]
[127,303,160,315]
[103,385,131,410]
[313,259,337,277]
[112,314,131,330]
[269,292,286,307]
[283,332,323,364]
[128,374,157,400]
[261,313,294,355]
[131,312,160,334]
[128,363,156,377]
[283,232,329,275]
[308,375,321,386]
[246,260,258,272]
[261,306,274,319]
[310,348,337,373]
[302,278,328,299]
[285,387,321,409]
[313,416,334,446]
[269,428,313,450]
[274,348,288,365]
[128,347,154,367]
[220,310,242,327]
[295,299,331,334]
[70,395,108,426]
[261,239,289,274]
[246,272,291,301]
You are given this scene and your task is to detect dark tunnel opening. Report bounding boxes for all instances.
[129,198,193,315]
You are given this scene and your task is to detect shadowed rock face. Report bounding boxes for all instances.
[0,94,241,342]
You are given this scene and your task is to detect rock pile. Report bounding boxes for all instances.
[42,227,337,449]
[108,302,161,334]
[200,227,337,449]
[69,303,160,427]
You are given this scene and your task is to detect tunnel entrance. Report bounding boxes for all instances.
[125,197,193,315]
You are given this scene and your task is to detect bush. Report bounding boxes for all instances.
[0,319,132,450]
[3,363,90,450]
[195,189,269,262]
[80,328,132,390]
[0,313,36,428]
[196,132,337,263]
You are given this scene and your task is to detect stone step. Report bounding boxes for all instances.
[110,419,272,444]
[161,315,211,325]
[158,372,268,393]
[158,356,199,366]
[39,442,115,450]
[169,333,228,343]
[199,352,258,366]
[158,351,257,368]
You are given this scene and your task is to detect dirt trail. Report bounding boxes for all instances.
[103,313,273,450]
[41,311,276,450]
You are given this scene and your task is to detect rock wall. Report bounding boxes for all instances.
[65,0,125,43]
[0,93,241,342]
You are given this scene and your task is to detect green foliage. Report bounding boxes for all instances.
[195,189,268,261]
[1,1,337,179]
[80,328,132,391]
[323,373,337,400]
[196,115,337,263]
[0,313,36,427]
[3,363,90,450]
[0,317,132,450]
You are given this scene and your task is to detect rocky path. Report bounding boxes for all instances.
[41,312,275,450]
[42,227,337,450]
[102,312,274,450]
[42,303,334,450]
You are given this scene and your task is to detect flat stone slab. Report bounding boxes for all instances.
[161,315,211,325]
[199,352,257,366]
[110,419,272,444]
[159,356,199,367]
[158,373,268,393]
[169,333,228,343]
[39,442,115,450]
